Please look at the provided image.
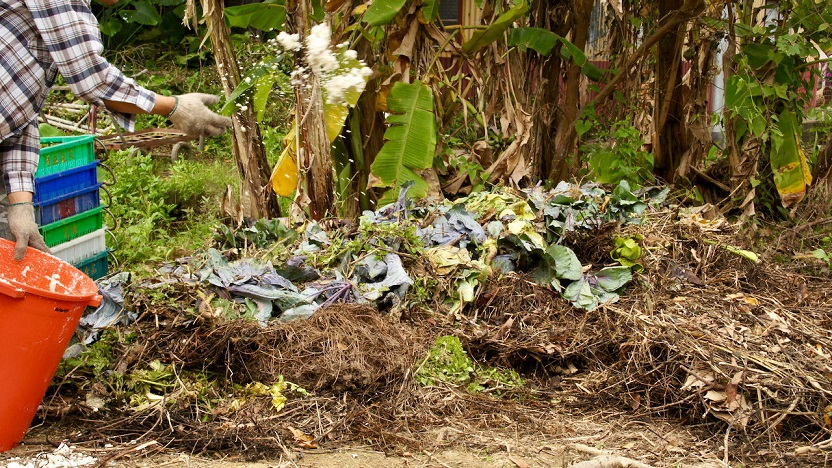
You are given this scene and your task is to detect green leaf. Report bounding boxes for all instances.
[770,109,812,208]
[462,0,529,54]
[419,0,440,23]
[370,80,437,201]
[546,244,583,281]
[224,0,286,31]
[558,36,586,66]
[610,236,643,271]
[581,62,604,81]
[743,42,773,69]
[253,73,278,122]
[721,244,760,263]
[507,27,559,55]
[594,266,632,292]
[364,0,407,26]
[99,18,122,37]
[123,1,162,26]
[575,118,592,137]
[563,279,598,310]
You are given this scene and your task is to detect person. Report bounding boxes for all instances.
[0,0,233,261]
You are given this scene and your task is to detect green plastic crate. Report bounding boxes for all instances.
[37,135,96,177]
[74,250,109,281]
[39,206,104,247]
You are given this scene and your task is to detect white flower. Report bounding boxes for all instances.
[306,23,339,73]
[276,32,302,52]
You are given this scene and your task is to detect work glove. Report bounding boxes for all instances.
[169,93,233,137]
[8,203,50,261]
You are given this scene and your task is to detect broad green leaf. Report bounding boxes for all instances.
[771,109,812,207]
[742,42,773,69]
[370,80,437,201]
[254,73,278,122]
[563,279,598,310]
[558,36,586,66]
[99,18,122,37]
[419,0,439,23]
[364,0,407,26]
[546,244,582,281]
[462,0,529,54]
[594,266,632,292]
[225,0,286,31]
[123,1,162,26]
[610,236,643,271]
[581,62,604,82]
[507,27,559,55]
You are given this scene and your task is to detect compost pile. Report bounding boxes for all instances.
[43,182,832,466]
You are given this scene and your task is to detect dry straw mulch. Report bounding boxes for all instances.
[41,211,832,465]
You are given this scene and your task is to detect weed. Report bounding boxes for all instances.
[102,148,236,271]
[582,120,654,186]
[415,335,525,395]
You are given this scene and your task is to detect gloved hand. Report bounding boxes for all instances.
[169,93,233,137]
[8,203,50,261]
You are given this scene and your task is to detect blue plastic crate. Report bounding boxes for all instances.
[73,249,109,281]
[34,184,101,225]
[34,161,98,204]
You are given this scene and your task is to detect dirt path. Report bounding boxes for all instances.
[1,413,731,467]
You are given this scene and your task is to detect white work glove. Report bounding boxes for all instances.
[168,93,233,137]
[8,203,50,261]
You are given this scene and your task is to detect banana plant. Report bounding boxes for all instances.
[370,80,437,204]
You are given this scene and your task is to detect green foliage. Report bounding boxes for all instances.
[415,336,524,394]
[214,218,298,251]
[610,236,644,271]
[97,0,189,48]
[723,0,832,209]
[581,120,654,186]
[224,0,287,31]
[370,80,438,204]
[462,0,529,54]
[56,330,126,380]
[364,0,408,26]
[103,149,235,269]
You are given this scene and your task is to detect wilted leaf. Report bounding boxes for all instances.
[546,244,582,281]
[594,266,632,291]
[287,425,318,449]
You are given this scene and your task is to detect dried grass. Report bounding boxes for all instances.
[43,211,832,465]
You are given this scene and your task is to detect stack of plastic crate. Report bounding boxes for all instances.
[35,135,109,280]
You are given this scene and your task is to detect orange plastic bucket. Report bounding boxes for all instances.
[0,238,101,452]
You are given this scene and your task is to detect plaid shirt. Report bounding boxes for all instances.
[0,0,156,194]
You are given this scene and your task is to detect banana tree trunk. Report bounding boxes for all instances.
[653,0,690,182]
[292,0,335,220]
[199,0,279,219]
[549,0,594,181]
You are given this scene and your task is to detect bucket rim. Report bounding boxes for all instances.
[0,239,101,307]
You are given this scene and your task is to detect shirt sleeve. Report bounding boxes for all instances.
[22,0,157,131]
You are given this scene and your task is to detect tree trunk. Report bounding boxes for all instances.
[653,0,690,183]
[549,0,594,182]
[200,0,279,219]
[291,0,335,220]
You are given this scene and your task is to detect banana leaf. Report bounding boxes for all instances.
[771,109,812,207]
[224,0,286,31]
[364,0,407,26]
[462,0,529,55]
[370,80,437,203]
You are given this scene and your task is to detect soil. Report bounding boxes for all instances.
[1,411,732,467]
